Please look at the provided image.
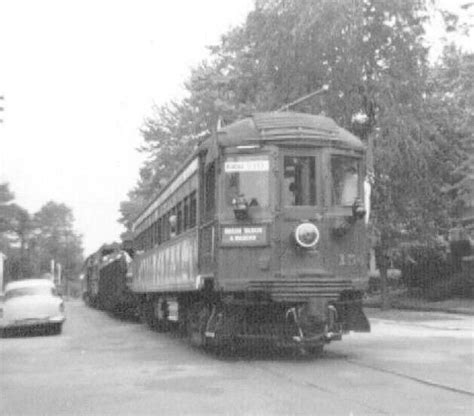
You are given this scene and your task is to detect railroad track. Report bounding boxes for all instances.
[251,362,393,415]
[344,358,474,397]
[243,351,473,415]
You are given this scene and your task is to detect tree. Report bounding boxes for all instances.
[1,187,84,282]
[0,183,34,278]
[32,201,84,280]
[118,194,147,233]
[0,183,16,250]
[213,0,445,242]
[0,182,14,204]
[122,0,466,254]
[427,47,474,222]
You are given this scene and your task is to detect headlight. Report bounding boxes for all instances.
[294,222,320,248]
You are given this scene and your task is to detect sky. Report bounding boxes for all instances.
[0,0,471,256]
[0,0,254,255]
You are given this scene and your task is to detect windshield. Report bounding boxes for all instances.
[331,155,361,206]
[224,155,270,208]
[283,156,317,206]
[5,286,56,300]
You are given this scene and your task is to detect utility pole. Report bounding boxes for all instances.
[0,95,4,123]
[50,259,55,282]
[65,231,70,298]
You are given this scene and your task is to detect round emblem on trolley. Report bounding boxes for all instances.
[294,222,320,248]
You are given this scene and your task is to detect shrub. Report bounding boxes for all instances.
[395,242,454,297]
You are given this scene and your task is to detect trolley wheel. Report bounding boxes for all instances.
[139,298,156,328]
[140,297,170,332]
[186,302,210,348]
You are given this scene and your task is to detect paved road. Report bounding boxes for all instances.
[1,301,473,415]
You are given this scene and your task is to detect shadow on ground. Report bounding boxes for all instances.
[1,325,61,338]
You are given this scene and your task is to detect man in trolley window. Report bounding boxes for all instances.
[331,158,360,206]
[340,165,359,206]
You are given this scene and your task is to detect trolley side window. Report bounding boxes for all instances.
[224,155,270,208]
[331,155,361,206]
[283,156,316,206]
[189,191,197,228]
[204,162,216,221]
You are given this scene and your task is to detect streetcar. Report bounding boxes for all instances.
[131,111,370,353]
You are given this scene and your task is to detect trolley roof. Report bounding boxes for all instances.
[201,111,364,151]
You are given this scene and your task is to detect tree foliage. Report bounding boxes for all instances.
[0,183,32,276]
[0,185,83,282]
[120,0,470,248]
[0,183,14,205]
[427,47,474,220]
[31,201,83,279]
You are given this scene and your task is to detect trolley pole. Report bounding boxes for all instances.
[276,85,329,112]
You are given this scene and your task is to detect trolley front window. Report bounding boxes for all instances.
[283,156,316,206]
[331,155,361,206]
[224,155,270,208]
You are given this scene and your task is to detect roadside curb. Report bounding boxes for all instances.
[364,303,474,316]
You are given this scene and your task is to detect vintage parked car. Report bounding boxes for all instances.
[0,279,65,335]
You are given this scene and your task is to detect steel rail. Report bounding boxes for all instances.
[251,363,393,415]
[345,358,474,397]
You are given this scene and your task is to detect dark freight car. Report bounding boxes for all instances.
[83,243,137,316]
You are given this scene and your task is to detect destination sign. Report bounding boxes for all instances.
[221,225,268,246]
[224,160,269,172]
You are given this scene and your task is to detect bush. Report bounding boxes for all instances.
[395,242,454,298]
[368,269,402,293]
[422,270,473,301]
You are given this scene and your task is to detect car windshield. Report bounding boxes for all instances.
[5,286,56,300]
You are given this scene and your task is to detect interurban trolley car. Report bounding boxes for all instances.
[129,111,370,353]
